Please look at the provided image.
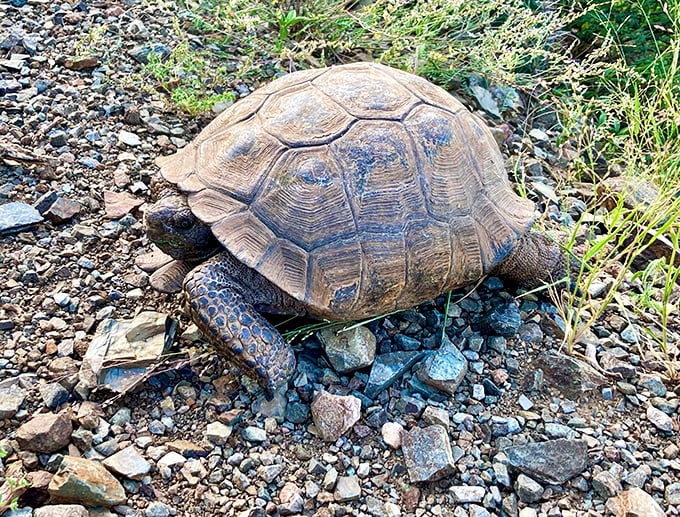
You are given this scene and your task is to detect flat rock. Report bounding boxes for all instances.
[311,390,361,442]
[401,425,455,483]
[364,351,425,398]
[0,202,43,234]
[647,405,674,433]
[318,324,376,373]
[606,487,664,517]
[44,197,82,223]
[103,190,144,219]
[102,446,151,479]
[48,456,126,507]
[205,421,233,445]
[534,352,607,398]
[473,301,522,337]
[334,475,361,502]
[504,438,589,484]
[515,473,543,503]
[416,337,467,395]
[34,505,88,517]
[0,386,26,418]
[450,485,485,503]
[16,412,72,453]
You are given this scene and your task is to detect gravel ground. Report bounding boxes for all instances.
[1,2,679,517]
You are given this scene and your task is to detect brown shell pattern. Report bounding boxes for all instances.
[155,62,535,320]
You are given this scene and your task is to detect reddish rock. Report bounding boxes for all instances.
[103,190,143,219]
[16,412,72,454]
[310,390,361,442]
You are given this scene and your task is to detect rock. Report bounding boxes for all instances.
[118,130,142,147]
[44,197,82,223]
[310,390,361,442]
[34,505,88,517]
[364,351,424,398]
[416,337,467,395]
[534,352,607,398]
[401,425,455,482]
[504,439,589,484]
[381,422,404,449]
[515,474,543,503]
[665,482,680,505]
[278,482,304,515]
[599,352,637,378]
[334,475,361,502]
[0,386,26,418]
[0,202,43,234]
[103,190,144,219]
[646,405,674,433]
[257,464,284,483]
[450,486,485,503]
[16,412,72,453]
[48,456,126,507]
[38,383,69,409]
[158,451,186,471]
[592,470,622,499]
[102,446,151,480]
[606,487,664,517]
[206,422,233,445]
[242,426,267,442]
[146,502,173,517]
[64,55,99,70]
[474,301,522,337]
[421,406,450,428]
[166,439,207,458]
[318,324,376,373]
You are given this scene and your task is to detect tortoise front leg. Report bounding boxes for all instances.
[183,251,306,398]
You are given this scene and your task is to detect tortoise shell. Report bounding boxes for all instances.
[156,62,535,320]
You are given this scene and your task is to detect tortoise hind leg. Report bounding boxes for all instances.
[183,251,307,397]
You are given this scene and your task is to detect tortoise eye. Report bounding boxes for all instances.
[176,216,193,229]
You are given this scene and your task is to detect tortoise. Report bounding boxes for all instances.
[143,62,566,397]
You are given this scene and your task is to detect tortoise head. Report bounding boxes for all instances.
[144,192,220,261]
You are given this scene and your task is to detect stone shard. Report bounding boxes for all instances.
[102,446,151,480]
[364,351,425,398]
[401,425,455,483]
[504,438,589,484]
[534,352,607,399]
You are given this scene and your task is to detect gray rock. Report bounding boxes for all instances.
[415,337,467,395]
[0,386,26,418]
[146,502,173,517]
[278,482,304,515]
[38,383,69,409]
[493,461,511,487]
[334,475,361,502]
[48,456,126,506]
[666,482,680,505]
[319,324,376,373]
[284,402,309,424]
[646,405,673,433]
[102,446,151,480]
[450,485,485,503]
[515,473,543,503]
[534,352,607,398]
[505,439,589,484]
[0,202,43,234]
[592,470,622,499]
[364,351,425,398]
[34,505,88,517]
[639,376,667,397]
[205,421,233,445]
[16,412,72,453]
[474,301,522,337]
[242,426,267,442]
[118,130,141,146]
[311,390,361,442]
[402,425,455,482]
[544,422,576,439]
[257,464,284,483]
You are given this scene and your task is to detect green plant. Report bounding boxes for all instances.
[0,448,30,514]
